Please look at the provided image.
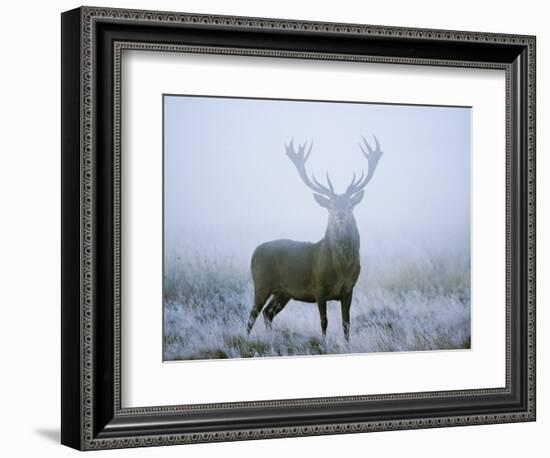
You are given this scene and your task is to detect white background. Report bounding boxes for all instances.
[123,52,505,406]
[0,0,546,457]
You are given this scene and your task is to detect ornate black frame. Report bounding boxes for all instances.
[61,6,536,451]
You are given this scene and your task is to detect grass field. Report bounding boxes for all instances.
[163,245,470,361]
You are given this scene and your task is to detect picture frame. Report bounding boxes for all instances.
[61,5,536,450]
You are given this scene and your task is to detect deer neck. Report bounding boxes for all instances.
[324,217,360,265]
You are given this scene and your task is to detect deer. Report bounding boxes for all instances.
[246,136,383,341]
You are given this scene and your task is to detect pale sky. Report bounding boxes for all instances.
[164,95,471,259]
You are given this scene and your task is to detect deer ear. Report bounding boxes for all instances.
[313,194,331,208]
[350,190,365,207]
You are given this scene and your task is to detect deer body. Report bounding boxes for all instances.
[252,225,361,303]
[247,136,382,341]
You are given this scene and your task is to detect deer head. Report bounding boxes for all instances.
[286,136,383,230]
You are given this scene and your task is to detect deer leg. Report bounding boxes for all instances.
[317,300,328,337]
[247,290,270,335]
[263,294,290,329]
[341,292,353,342]
[262,298,277,330]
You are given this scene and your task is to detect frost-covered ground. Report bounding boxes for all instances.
[163,248,470,361]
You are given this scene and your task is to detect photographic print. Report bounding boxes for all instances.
[163,95,471,361]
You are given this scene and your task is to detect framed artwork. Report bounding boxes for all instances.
[61,6,536,450]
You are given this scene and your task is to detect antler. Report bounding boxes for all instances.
[345,135,383,196]
[286,139,336,197]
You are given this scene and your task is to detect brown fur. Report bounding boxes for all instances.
[247,210,361,341]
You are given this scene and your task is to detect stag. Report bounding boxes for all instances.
[247,136,383,341]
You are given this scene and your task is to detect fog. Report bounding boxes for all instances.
[164,95,470,260]
[163,95,471,359]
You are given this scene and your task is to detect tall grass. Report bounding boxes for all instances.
[163,247,470,361]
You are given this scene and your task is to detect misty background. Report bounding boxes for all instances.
[163,95,471,360]
[164,95,470,261]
